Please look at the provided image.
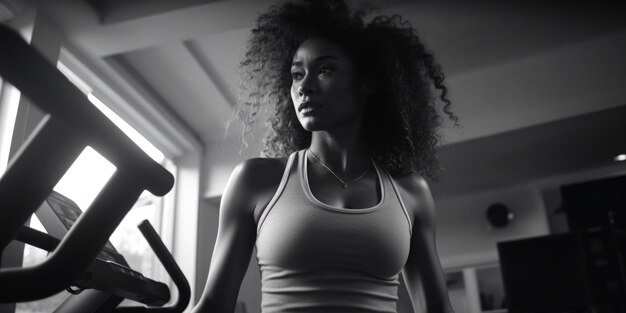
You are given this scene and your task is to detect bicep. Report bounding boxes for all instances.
[402,177,454,313]
[193,164,258,313]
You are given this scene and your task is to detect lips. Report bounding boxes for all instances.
[298,101,321,112]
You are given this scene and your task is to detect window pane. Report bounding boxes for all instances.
[0,79,21,175]
[53,146,116,209]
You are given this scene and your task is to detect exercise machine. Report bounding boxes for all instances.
[0,22,190,312]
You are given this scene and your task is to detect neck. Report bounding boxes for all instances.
[308,121,370,174]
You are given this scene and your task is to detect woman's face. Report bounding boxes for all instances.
[290,38,367,132]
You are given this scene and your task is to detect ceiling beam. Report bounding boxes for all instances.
[34,0,276,57]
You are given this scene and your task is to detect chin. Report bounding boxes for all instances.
[298,119,327,132]
[300,122,322,132]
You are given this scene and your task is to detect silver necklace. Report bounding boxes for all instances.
[307,149,369,189]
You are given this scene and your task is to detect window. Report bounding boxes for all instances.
[0,76,20,176]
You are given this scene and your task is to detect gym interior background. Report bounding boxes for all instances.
[1,1,625,313]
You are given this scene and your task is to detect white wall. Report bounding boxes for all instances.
[435,160,626,271]
[196,134,264,311]
[435,184,550,270]
[203,119,266,198]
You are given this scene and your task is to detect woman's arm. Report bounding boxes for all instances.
[398,174,454,313]
[192,159,278,313]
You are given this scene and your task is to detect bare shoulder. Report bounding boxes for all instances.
[392,172,431,196]
[391,172,435,227]
[229,157,289,195]
[234,156,288,181]
[226,156,290,219]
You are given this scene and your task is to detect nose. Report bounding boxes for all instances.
[297,75,316,97]
[298,85,312,97]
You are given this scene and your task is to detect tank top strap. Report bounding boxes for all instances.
[255,151,298,234]
[380,166,414,236]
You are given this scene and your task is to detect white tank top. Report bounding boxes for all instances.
[255,149,413,313]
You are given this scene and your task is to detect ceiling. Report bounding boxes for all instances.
[15,0,626,198]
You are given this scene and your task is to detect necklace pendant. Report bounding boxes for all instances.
[343,184,347,189]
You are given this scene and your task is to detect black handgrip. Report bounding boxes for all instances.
[115,220,190,313]
[15,225,60,252]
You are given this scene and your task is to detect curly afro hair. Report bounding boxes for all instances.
[236,0,458,180]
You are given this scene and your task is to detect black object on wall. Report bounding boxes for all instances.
[560,175,626,232]
[498,174,626,312]
[498,230,626,312]
[486,203,514,228]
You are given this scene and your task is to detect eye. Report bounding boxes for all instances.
[318,65,334,75]
[291,71,304,81]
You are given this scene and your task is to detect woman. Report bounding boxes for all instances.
[193,0,458,312]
